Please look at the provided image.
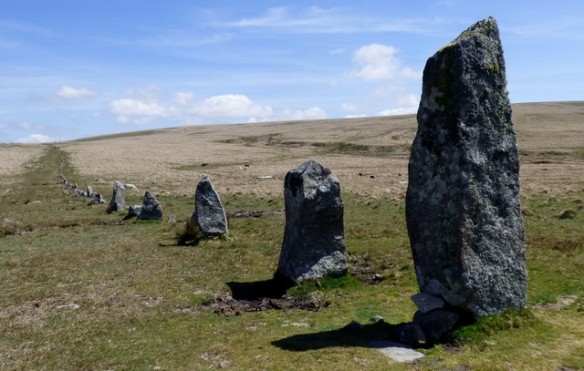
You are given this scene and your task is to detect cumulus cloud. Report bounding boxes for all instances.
[109,98,170,124]
[341,102,361,113]
[56,85,97,99]
[276,107,327,120]
[194,94,273,117]
[173,92,195,106]
[16,134,54,144]
[352,44,421,81]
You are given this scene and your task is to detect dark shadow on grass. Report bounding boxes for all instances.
[227,274,295,300]
[272,321,406,351]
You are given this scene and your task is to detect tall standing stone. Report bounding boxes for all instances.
[406,17,527,318]
[187,175,228,238]
[106,181,126,213]
[277,160,346,284]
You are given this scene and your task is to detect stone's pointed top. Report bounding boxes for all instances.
[455,16,499,41]
[200,173,209,180]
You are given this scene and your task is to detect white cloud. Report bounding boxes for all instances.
[352,44,421,81]
[194,94,273,117]
[276,107,327,121]
[57,85,97,99]
[378,106,417,116]
[109,98,170,124]
[16,134,54,144]
[341,103,360,113]
[173,92,195,106]
[18,122,32,129]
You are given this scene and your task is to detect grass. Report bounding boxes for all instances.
[1,145,583,370]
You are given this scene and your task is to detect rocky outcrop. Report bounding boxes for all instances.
[276,160,346,284]
[406,17,527,318]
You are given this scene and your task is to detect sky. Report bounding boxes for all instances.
[1,1,583,143]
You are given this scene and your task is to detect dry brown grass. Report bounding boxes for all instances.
[1,101,583,198]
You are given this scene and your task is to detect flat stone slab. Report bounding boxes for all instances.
[370,341,425,363]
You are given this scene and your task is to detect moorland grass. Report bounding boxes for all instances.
[0,145,583,370]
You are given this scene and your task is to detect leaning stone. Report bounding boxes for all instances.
[106,181,126,213]
[186,175,228,238]
[138,191,162,220]
[276,160,346,284]
[406,17,527,318]
[411,292,445,314]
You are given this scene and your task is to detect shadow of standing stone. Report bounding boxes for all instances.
[406,17,527,319]
[276,160,346,284]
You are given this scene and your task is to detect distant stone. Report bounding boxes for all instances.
[124,183,137,190]
[558,209,576,220]
[411,292,445,314]
[138,191,162,220]
[406,17,527,318]
[86,186,93,197]
[106,181,126,213]
[167,214,177,224]
[186,175,228,238]
[90,193,106,205]
[276,160,346,284]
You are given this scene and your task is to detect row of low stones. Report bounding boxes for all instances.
[60,17,527,351]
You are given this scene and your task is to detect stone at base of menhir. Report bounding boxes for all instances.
[276,160,346,284]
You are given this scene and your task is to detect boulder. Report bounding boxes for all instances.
[276,160,346,284]
[406,17,527,318]
[138,191,162,220]
[106,181,126,213]
[186,175,228,238]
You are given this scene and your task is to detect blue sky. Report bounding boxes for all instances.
[1,1,583,143]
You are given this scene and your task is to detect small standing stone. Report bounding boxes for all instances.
[138,191,162,220]
[276,160,346,284]
[186,175,228,238]
[106,181,126,213]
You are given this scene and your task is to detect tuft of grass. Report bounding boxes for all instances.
[287,274,362,297]
[451,309,537,345]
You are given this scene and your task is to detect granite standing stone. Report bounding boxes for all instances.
[276,160,346,284]
[406,17,527,318]
[106,181,126,213]
[187,175,228,238]
[138,191,163,220]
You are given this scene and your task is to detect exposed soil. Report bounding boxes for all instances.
[210,294,331,316]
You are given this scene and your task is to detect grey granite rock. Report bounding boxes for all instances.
[406,17,527,318]
[411,292,445,314]
[106,181,126,213]
[276,160,346,284]
[186,175,228,238]
[138,191,162,220]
